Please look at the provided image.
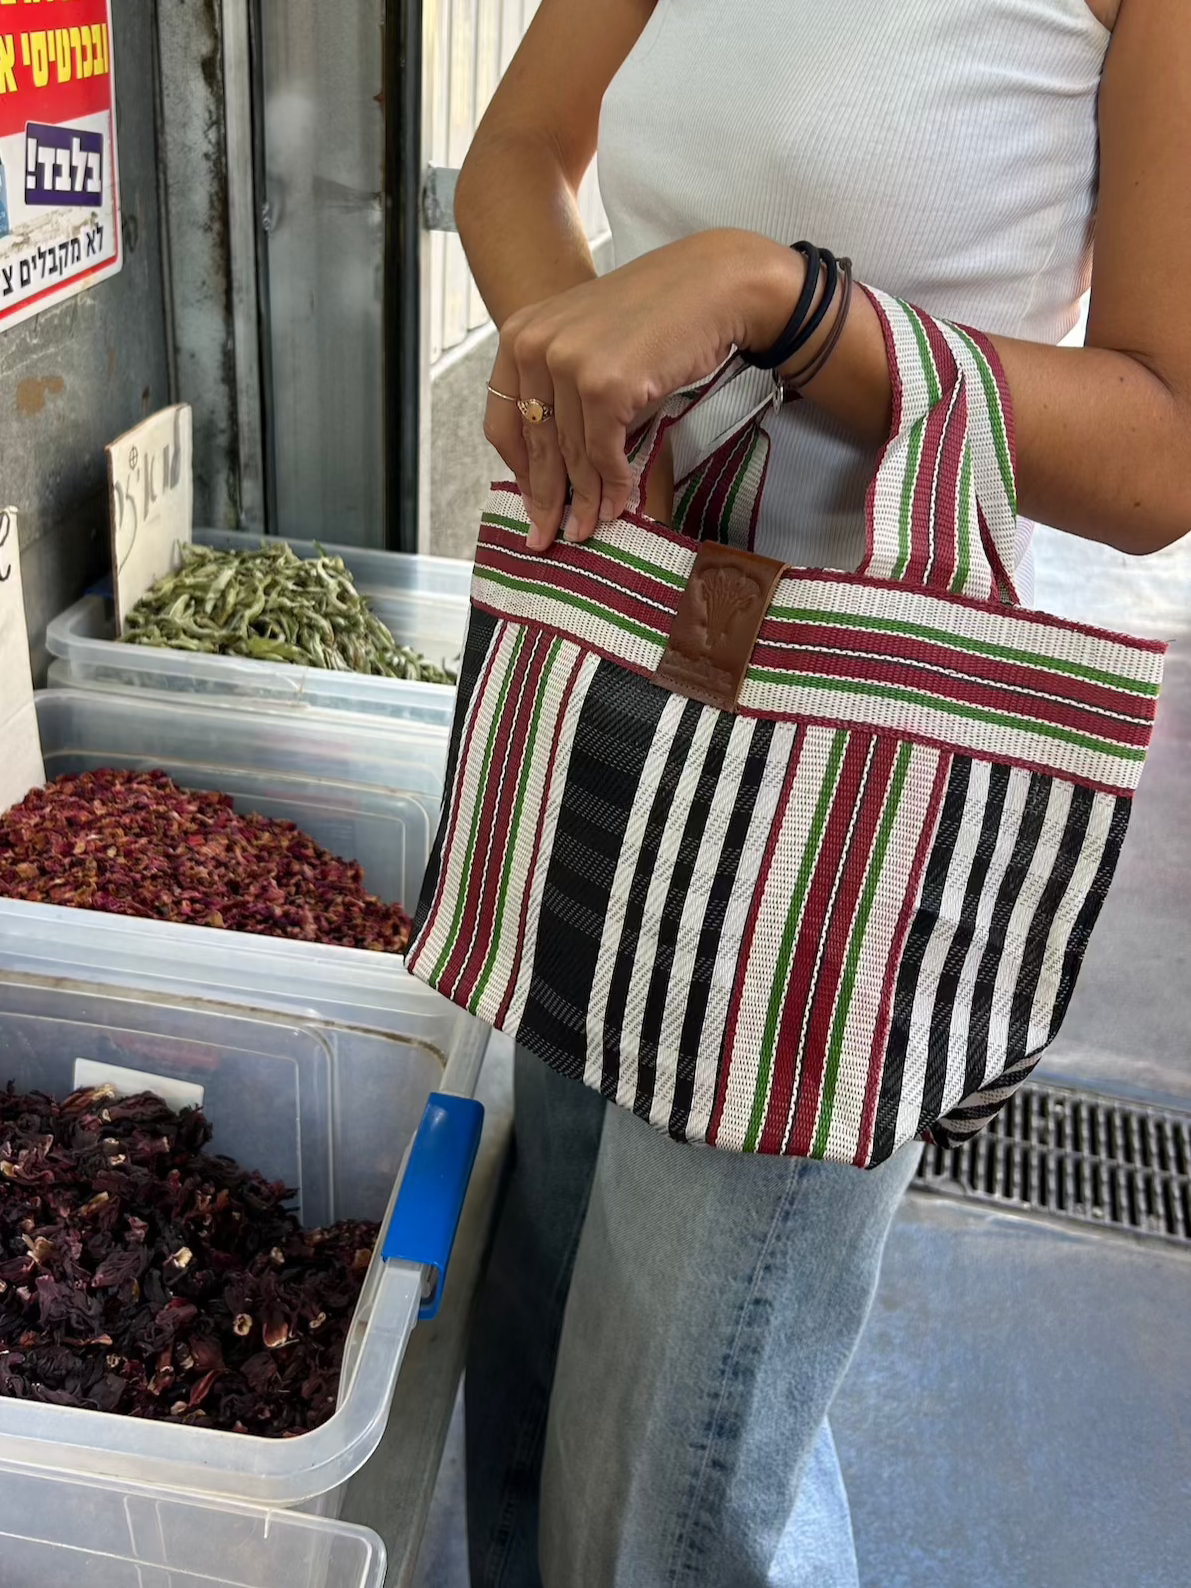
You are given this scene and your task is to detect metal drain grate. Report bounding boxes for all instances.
[913,1082,1191,1247]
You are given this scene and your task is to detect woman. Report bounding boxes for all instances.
[454,1,1190,1584]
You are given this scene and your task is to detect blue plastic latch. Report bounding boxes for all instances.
[382,1092,484,1321]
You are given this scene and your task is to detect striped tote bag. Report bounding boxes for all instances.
[408,290,1166,1167]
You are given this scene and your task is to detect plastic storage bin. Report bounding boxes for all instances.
[0,1463,386,1588]
[45,529,473,726]
[31,687,447,919]
[0,967,482,1509]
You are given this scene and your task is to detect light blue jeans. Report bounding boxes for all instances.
[466,1049,921,1588]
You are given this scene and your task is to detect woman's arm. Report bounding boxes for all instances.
[455,0,656,517]
[484,0,1191,556]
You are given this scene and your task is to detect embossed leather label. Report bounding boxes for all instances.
[653,541,789,712]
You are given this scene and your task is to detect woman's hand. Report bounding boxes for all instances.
[484,230,805,551]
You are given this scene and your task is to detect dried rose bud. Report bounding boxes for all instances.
[233,1313,254,1337]
[163,1246,194,1277]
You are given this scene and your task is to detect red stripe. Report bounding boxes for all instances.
[859,289,905,579]
[749,639,1156,745]
[493,653,586,1029]
[922,387,968,593]
[406,624,513,973]
[708,728,806,1146]
[437,632,542,1001]
[448,633,552,1009]
[905,379,958,587]
[758,735,874,1154]
[481,494,1165,659]
[786,737,901,1157]
[753,620,1154,724]
[855,752,952,1165]
[476,536,679,636]
[468,598,1152,799]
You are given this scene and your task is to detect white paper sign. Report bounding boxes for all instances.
[107,403,193,630]
[0,507,46,814]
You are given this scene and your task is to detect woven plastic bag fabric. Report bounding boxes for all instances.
[408,291,1165,1167]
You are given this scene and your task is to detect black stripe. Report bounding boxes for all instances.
[599,697,706,1100]
[516,662,671,1081]
[1045,794,1131,1045]
[871,756,971,1165]
[1004,784,1095,1068]
[410,607,500,945]
[960,772,1053,1097]
[917,763,1012,1132]
[632,711,736,1123]
[669,719,778,1140]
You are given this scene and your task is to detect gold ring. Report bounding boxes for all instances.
[487,384,519,403]
[517,396,554,425]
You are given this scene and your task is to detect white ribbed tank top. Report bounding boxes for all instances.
[597,0,1110,594]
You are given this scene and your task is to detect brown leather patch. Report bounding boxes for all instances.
[653,541,789,712]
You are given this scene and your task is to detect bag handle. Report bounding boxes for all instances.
[860,289,1021,605]
[622,288,1022,607]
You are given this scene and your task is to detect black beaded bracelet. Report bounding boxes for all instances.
[741,241,822,371]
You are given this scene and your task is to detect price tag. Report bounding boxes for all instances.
[0,507,46,814]
[107,404,194,631]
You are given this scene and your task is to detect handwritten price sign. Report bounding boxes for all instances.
[107,404,194,631]
[0,508,46,814]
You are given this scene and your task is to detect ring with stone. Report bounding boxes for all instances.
[516,396,554,425]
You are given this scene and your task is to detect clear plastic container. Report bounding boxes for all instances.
[32,687,448,916]
[0,967,480,1510]
[45,528,474,726]
[0,1462,386,1588]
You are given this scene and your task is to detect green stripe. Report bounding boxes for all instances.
[952,323,1018,515]
[764,605,1159,696]
[480,514,686,590]
[743,732,848,1154]
[467,641,562,1014]
[745,669,1148,761]
[430,628,526,984]
[473,567,667,650]
[905,303,944,406]
[481,512,1157,699]
[811,741,914,1159]
[952,445,973,595]
[723,424,763,533]
[673,463,708,534]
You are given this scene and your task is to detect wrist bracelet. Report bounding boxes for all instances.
[772,258,854,406]
[740,241,823,371]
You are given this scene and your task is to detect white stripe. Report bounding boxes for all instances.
[649,714,754,1134]
[441,631,545,1002]
[821,741,945,1163]
[713,726,841,1151]
[685,720,799,1145]
[467,642,580,1023]
[582,691,687,1093]
[1023,791,1117,1057]
[502,651,601,1034]
[893,759,994,1147]
[976,779,1075,1096]
[410,622,520,975]
[937,765,1035,1100]
[615,703,719,1113]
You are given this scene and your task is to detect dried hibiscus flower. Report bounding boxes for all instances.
[0,1083,379,1438]
[0,769,411,953]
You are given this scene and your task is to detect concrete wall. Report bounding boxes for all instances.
[0,0,170,681]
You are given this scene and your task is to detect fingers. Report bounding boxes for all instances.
[553,381,605,542]
[512,344,567,551]
[483,394,531,503]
